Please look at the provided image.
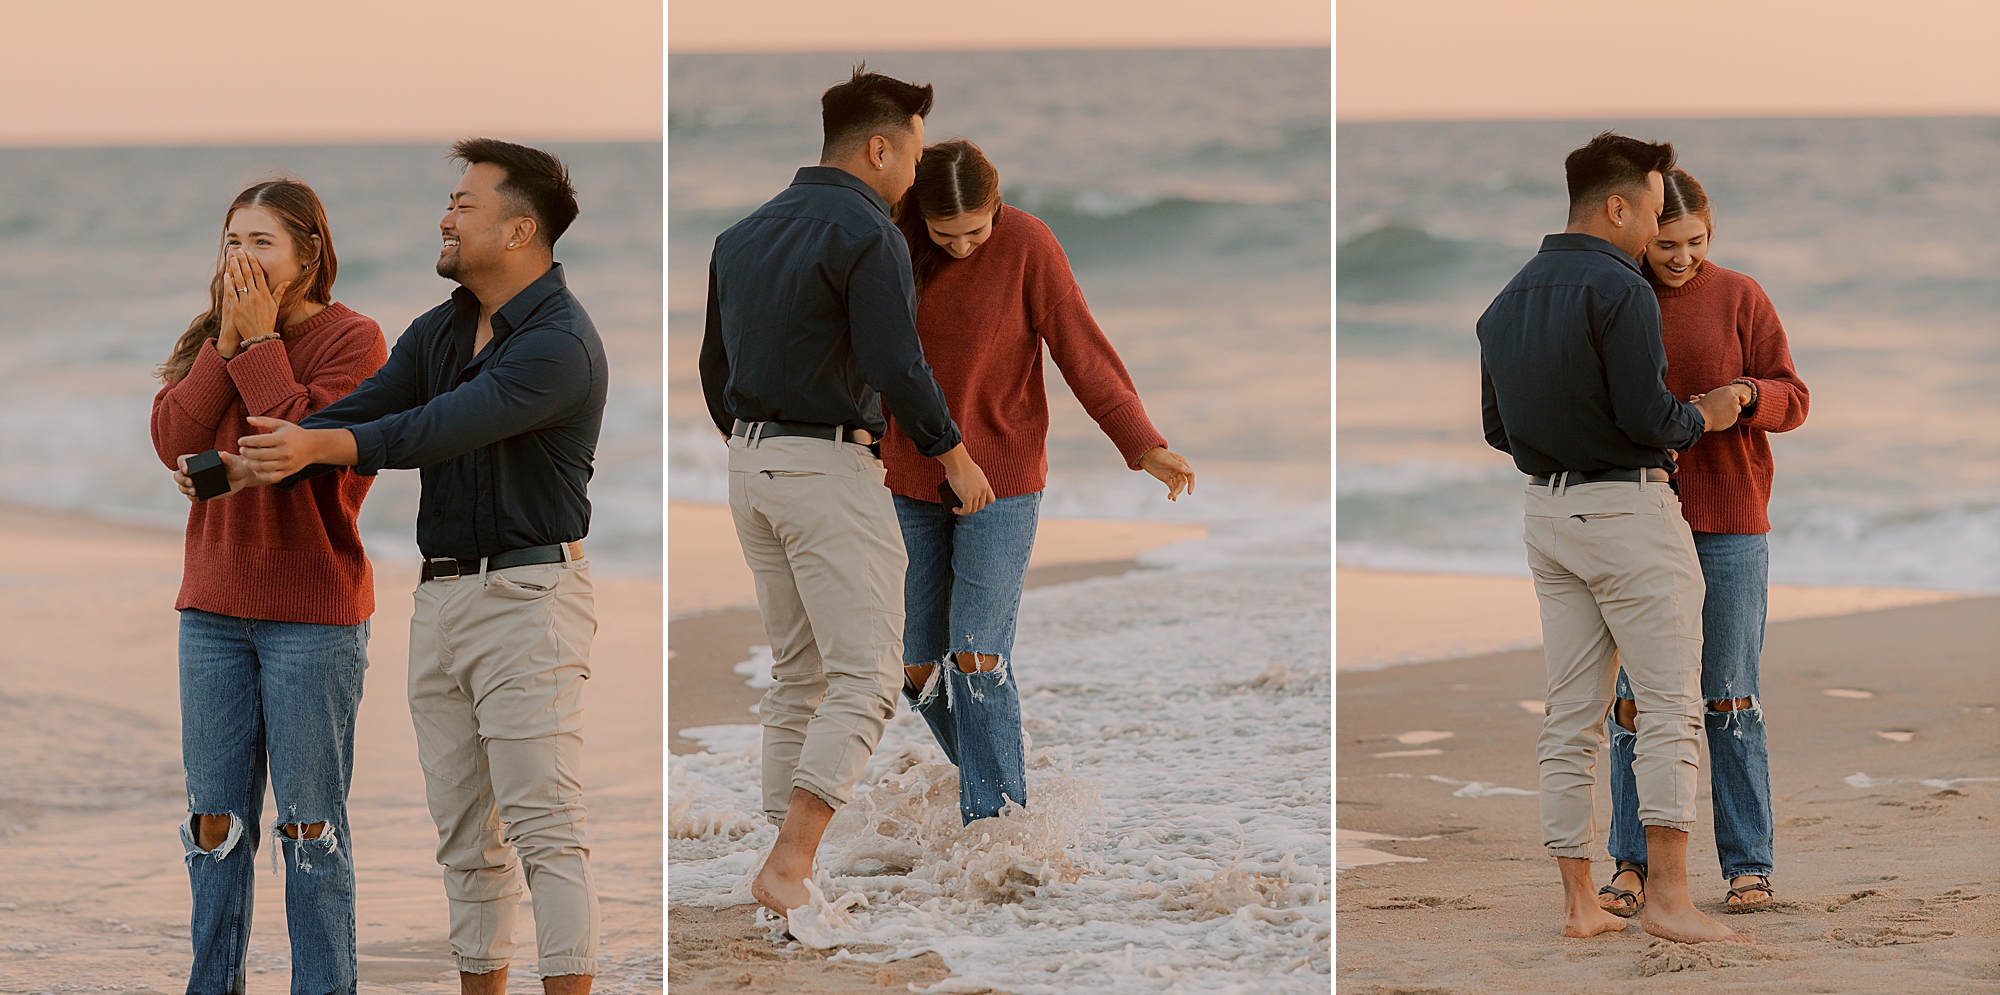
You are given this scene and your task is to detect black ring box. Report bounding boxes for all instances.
[185,449,231,501]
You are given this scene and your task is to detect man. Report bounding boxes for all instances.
[1477,131,1745,944]
[183,139,607,993]
[699,66,995,915]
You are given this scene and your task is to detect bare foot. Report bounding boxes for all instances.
[1642,902,1741,943]
[751,864,810,916]
[1564,903,1631,938]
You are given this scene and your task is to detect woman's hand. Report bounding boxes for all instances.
[1139,446,1195,501]
[173,451,256,502]
[219,251,290,358]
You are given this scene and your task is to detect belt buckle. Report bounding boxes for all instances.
[426,556,461,581]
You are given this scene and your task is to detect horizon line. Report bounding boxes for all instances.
[0,132,663,153]
[1339,108,2000,124]
[669,41,1329,56]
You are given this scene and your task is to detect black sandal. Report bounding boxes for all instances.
[1722,875,1774,913]
[1597,860,1646,918]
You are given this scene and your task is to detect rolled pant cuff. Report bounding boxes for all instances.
[456,956,510,975]
[792,777,845,812]
[535,956,597,977]
[1640,818,1696,833]
[1546,843,1593,858]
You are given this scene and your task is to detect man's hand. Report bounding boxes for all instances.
[173,451,255,502]
[935,444,996,515]
[1138,446,1196,501]
[237,417,358,483]
[1694,390,1741,432]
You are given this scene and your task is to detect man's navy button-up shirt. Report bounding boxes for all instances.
[700,166,961,457]
[295,263,607,560]
[1477,233,1705,475]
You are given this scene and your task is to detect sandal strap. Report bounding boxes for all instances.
[1614,860,1647,884]
[1726,876,1773,899]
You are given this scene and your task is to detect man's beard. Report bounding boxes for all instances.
[435,249,462,280]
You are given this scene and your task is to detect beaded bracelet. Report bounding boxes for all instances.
[1730,377,1760,407]
[235,333,281,353]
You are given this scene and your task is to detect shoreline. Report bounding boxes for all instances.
[1337,566,1972,672]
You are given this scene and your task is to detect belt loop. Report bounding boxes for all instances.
[834,424,845,449]
[748,421,764,448]
[1556,470,1568,496]
[478,555,490,582]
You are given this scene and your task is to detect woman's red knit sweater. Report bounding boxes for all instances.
[882,206,1166,500]
[1656,262,1810,534]
[149,303,388,625]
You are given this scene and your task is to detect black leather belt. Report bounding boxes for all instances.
[422,541,580,581]
[732,419,880,455]
[1530,468,1671,487]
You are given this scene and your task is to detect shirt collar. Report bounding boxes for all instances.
[1538,232,1644,275]
[792,166,891,219]
[450,263,569,337]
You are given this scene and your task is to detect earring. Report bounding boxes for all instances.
[508,242,516,248]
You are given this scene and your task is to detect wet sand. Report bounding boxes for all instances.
[1337,568,1968,671]
[1336,591,2000,992]
[0,505,662,993]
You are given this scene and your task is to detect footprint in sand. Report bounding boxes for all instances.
[1822,688,1875,699]
[1876,730,1915,743]
[1371,748,1443,758]
[1518,700,1544,713]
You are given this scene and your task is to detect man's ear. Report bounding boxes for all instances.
[508,216,540,250]
[1605,193,1629,227]
[868,133,891,169]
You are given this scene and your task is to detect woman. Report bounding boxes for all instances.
[1596,167,1809,917]
[882,139,1195,824]
[150,179,386,994]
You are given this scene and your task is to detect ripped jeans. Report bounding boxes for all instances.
[178,609,368,995]
[894,491,1038,824]
[1609,531,1773,880]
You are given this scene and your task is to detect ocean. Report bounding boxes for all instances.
[668,49,1332,523]
[1338,117,2000,592]
[0,142,662,572]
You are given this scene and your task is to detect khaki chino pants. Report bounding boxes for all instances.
[1524,479,1704,857]
[727,433,907,824]
[408,555,599,978]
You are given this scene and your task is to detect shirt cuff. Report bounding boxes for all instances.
[916,423,963,460]
[346,421,388,476]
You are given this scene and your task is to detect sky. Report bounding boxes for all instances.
[1340,0,2000,120]
[668,0,1330,53]
[0,0,661,146]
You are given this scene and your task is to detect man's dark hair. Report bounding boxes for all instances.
[1564,131,1675,224]
[450,138,580,247]
[820,63,934,161]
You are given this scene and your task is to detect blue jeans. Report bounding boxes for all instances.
[894,491,1039,824]
[1608,531,1773,880]
[178,609,369,995]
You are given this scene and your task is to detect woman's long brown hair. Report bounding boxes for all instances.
[894,138,1002,296]
[158,179,337,385]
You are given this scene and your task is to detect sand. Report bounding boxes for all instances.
[0,505,662,993]
[1336,585,2000,992]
